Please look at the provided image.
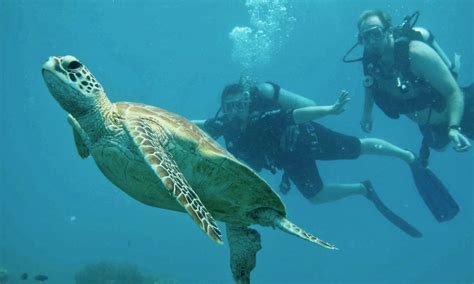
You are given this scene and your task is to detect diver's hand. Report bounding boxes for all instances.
[449,128,471,152]
[360,116,373,133]
[279,173,291,195]
[330,90,350,115]
[279,180,290,195]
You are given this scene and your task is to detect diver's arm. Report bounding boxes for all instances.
[191,119,224,140]
[191,119,206,129]
[257,83,316,108]
[410,41,470,151]
[360,88,375,133]
[292,91,349,124]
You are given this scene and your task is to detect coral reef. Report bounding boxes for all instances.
[74,261,177,284]
[75,262,144,284]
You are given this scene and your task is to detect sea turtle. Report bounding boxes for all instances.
[41,55,336,283]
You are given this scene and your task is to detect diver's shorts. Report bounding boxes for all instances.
[283,159,323,199]
[300,122,362,160]
[280,122,362,199]
[419,83,474,149]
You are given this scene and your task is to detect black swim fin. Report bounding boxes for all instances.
[410,158,459,222]
[362,181,423,238]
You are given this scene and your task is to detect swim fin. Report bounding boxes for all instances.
[410,158,459,222]
[362,181,422,238]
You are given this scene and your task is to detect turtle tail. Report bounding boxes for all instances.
[254,208,337,250]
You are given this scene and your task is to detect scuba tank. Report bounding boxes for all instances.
[410,26,460,77]
[393,11,459,76]
[239,73,315,110]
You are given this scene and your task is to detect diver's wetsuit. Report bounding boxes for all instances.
[203,108,361,199]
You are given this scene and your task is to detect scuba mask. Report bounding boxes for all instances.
[343,26,388,63]
[343,11,420,63]
[358,26,386,43]
[222,91,251,118]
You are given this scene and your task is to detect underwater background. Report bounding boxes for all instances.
[0,0,472,283]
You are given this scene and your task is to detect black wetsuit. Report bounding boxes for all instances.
[203,108,361,199]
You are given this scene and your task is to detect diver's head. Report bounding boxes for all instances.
[357,10,392,56]
[221,83,251,121]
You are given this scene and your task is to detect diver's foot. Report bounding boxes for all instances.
[407,150,428,170]
[406,149,431,168]
[360,180,375,199]
[406,150,416,164]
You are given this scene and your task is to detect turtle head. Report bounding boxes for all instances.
[42,55,105,116]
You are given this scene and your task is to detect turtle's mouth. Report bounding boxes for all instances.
[42,56,103,96]
[42,69,69,93]
[42,69,80,100]
[42,57,90,99]
[42,68,90,114]
[41,57,72,95]
[42,56,67,77]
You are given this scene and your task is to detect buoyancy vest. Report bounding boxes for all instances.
[363,29,449,119]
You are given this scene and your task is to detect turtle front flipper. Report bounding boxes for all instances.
[226,223,262,284]
[67,114,90,158]
[124,118,223,244]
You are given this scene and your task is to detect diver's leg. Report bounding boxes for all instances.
[301,123,413,164]
[283,160,366,204]
[306,179,422,237]
[310,183,366,204]
[359,138,415,163]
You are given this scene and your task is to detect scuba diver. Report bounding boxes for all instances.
[194,81,423,238]
[343,10,471,222]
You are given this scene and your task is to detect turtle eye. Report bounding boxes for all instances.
[61,58,83,71]
[67,60,82,70]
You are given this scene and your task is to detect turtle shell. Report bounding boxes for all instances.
[94,102,286,226]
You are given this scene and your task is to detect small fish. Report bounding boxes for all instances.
[33,274,48,281]
[21,272,28,280]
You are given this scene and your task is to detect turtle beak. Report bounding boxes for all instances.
[42,56,62,74]
[41,56,69,90]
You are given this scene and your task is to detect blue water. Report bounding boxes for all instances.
[1,0,472,283]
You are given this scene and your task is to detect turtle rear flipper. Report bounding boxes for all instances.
[275,216,337,250]
[124,118,223,244]
[254,208,337,250]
